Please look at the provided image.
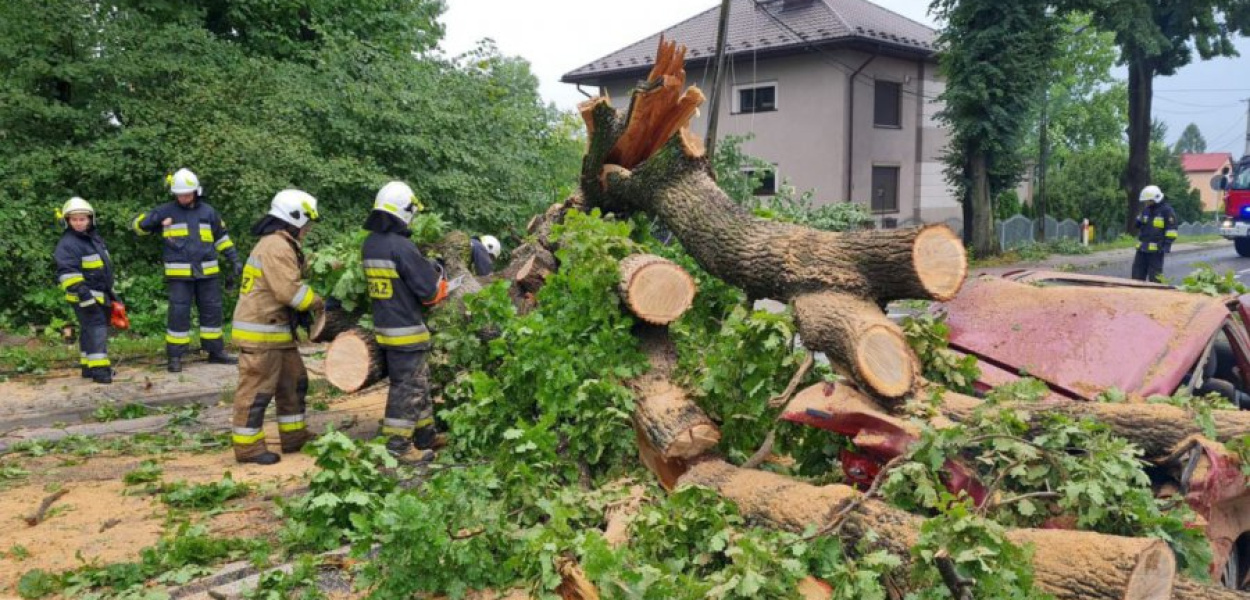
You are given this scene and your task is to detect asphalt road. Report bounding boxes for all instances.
[1084,242,1250,284]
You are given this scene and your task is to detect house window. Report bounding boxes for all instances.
[874,80,901,128]
[737,84,777,113]
[743,168,777,196]
[871,166,900,213]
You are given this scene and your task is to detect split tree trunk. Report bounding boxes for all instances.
[324,328,385,393]
[679,459,1176,600]
[618,254,696,326]
[576,37,967,401]
[309,308,355,343]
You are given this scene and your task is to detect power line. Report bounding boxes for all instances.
[1153,94,1240,109]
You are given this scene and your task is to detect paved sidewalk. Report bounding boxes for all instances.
[985,239,1231,272]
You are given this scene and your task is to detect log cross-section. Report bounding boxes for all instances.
[618,254,696,325]
[576,36,967,400]
[324,328,386,393]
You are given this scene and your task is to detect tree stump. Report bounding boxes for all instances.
[324,328,385,393]
[618,254,696,326]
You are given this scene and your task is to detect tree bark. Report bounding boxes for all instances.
[618,254,697,326]
[679,459,1176,600]
[1125,55,1154,235]
[792,292,916,398]
[575,37,967,400]
[633,381,720,460]
[309,307,355,343]
[1171,578,1250,600]
[324,328,385,393]
[970,149,998,257]
[936,390,1250,460]
[514,252,557,295]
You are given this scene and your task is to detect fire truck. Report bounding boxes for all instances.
[1218,155,1250,256]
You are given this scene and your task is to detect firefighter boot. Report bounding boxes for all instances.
[413,425,447,451]
[386,437,433,465]
[168,356,183,373]
[238,451,281,466]
[91,367,113,385]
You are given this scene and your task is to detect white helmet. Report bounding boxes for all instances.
[372,181,424,225]
[269,189,320,228]
[479,235,501,258]
[59,197,94,219]
[168,168,201,195]
[1139,185,1164,204]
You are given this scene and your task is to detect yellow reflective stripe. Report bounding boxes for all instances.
[363,268,399,278]
[86,358,111,367]
[243,265,263,277]
[232,329,294,343]
[376,332,432,346]
[215,237,234,251]
[381,425,414,437]
[60,275,84,290]
[163,229,189,238]
[382,203,399,214]
[165,269,191,277]
[200,332,224,340]
[279,421,306,432]
[232,431,265,445]
[203,264,221,275]
[1147,243,1158,251]
[165,333,191,344]
[1165,231,1178,239]
[199,224,214,242]
[296,290,316,311]
[81,259,103,269]
[133,213,150,235]
[415,418,434,429]
[1152,217,1165,228]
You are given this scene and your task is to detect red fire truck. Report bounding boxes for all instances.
[1218,155,1250,256]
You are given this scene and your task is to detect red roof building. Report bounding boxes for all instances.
[1181,153,1233,212]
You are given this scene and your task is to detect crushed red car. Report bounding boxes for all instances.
[785,270,1250,589]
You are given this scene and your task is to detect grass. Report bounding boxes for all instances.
[0,327,240,376]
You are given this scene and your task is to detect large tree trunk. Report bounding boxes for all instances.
[618,254,696,326]
[631,324,719,480]
[679,459,1176,600]
[1125,55,1154,235]
[324,328,385,393]
[309,307,355,343]
[575,38,966,400]
[969,149,998,257]
[1171,578,1250,599]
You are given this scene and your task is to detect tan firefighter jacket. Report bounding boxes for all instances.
[231,230,319,350]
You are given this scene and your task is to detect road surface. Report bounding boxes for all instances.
[1084,242,1250,284]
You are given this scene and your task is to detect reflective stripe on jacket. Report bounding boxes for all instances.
[231,231,317,349]
[54,229,114,307]
[362,231,445,350]
[132,199,238,279]
[1136,201,1178,253]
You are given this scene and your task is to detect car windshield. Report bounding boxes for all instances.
[1235,165,1250,190]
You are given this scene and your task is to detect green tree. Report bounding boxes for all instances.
[1174,123,1209,154]
[0,0,581,331]
[930,0,1061,257]
[1059,0,1250,232]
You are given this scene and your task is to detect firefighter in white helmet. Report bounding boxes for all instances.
[469,234,501,276]
[132,168,242,372]
[362,181,448,463]
[54,197,118,384]
[227,190,323,465]
[1131,185,1178,282]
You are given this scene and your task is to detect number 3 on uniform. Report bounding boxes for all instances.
[368,278,393,299]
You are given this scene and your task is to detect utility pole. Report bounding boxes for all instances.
[1243,98,1250,158]
[704,0,733,168]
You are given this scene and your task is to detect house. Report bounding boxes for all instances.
[561,0,959,228]
[1181,152,1234,213]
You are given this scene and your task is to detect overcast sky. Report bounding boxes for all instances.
[440,0,1250,157]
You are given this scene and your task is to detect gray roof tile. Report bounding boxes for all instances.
[562,0,936,83]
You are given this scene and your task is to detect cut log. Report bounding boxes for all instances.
[634,381,719,459]
[936,389,1250,460]
[634,420,691,491]
[618,254,696,325]
[515,251,557,295]
[793,292,917,399]
[324,328,386,393]
[309,308,355,343]
[1171,578,1250,599]
[678,459,1175,600]
[577,37,967,400]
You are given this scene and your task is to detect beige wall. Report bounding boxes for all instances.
[596,49,958,225]
[1187,164,1230,213]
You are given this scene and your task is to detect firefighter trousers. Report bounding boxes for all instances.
[1131,250,1165,282]
[74,302,110,370]
[166,278,224,358]
[231,348,310,460]
[379,349,434,446]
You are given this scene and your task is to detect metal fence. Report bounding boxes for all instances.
[991,214,1218,250]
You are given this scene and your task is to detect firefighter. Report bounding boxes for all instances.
[132,168,241,372]
[228,189,322,465]
[362,181,448,463]
[1131,185,1179,283]
[469,235,501,276]
[54,197,117,384]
